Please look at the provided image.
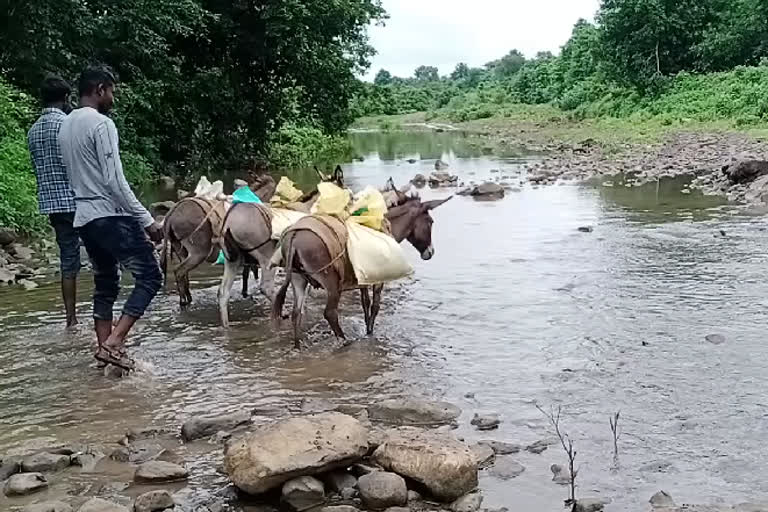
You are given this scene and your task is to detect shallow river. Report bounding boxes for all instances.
[2,130,768,510]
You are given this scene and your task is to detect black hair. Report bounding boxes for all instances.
[78,66,117,97]
[40,75,71,106]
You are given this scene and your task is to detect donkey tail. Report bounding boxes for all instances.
[271,232,295,329]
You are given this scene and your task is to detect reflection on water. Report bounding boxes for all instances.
[1,130,767,511]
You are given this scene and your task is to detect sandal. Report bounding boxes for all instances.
[94,345,136,372]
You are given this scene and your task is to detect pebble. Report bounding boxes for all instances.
[134,490,175,512]
[450,492,484,512]
[551,464,571,485]
[650,490,676,508]
[78,498,129,512]
[470,413,501,431]
[705,333,726,345]
[490,458,526,480]
[21,452,71,472]
[22,501,72,512]
[526,438,555,454]
[134,461,188,483]
[4,472,48,496]
[282,476,325,511]
[479,440,521,455]
[358,471,407,509]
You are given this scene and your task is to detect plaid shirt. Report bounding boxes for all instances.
[28,108,76,214]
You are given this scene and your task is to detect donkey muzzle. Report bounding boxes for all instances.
[421,245,434,260]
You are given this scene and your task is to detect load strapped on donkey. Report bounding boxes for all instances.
[270,180,451,345]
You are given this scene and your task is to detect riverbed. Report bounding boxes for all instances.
[2,130,768,511]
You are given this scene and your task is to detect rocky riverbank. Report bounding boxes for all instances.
[3,397,767,512]
[0,227,70,290]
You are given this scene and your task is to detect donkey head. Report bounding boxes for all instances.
[387,195,452,260]
[315,165,345,187]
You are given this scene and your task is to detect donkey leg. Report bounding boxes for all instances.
[241,264,250,298]
[322,272,345,340]
[368,284,384,335]
[291,273,310,348]
[218,256,241,328]
[176,244,208,309]
[360,287,372,334]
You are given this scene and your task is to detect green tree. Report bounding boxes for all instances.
[487,49,526,77]
[414,65,439,82]
[374,69,394,85]
[451,63,470,81]
[597,0,719,87]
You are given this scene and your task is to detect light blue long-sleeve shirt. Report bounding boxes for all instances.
[58,107,154,229]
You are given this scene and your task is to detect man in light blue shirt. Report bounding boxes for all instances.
[59,66,163,371]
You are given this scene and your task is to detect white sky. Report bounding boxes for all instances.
[365,0,600,79]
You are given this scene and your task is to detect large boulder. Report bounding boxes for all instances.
[0,227,16,246]
[224,412,368,495]
[357,471,407,509]
[367,399,460,427]
[372,428,477,502]
[281,476,325,511]
[470,183,504,199]
[181,412,251,441]
[725,160,768,184]
[4,473,48,496]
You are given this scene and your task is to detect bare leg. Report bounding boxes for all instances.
[62,277,79,327]
[95,318,112,346]
[218,256,241,328]
[102,314,139,352]
[360,287,371,333]
[291,273,310,348]
[368,284,384,335]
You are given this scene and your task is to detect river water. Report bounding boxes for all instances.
[2,130,767,510]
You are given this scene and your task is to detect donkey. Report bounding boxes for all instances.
[271,193,451,346]
[161,173,276,308]
[217,166,345,328]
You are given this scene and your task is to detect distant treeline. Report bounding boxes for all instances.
[353,0,768,125]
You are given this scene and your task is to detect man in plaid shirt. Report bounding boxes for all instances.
[28,75,81,327]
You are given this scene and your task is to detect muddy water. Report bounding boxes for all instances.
[2,130,767,510]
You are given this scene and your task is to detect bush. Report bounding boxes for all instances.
[268,123,353,169]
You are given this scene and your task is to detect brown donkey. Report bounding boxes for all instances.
[271,193,451,346]
[217,166,345,327]
[161,173,276,308]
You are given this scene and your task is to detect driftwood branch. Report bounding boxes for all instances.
[537,404,578,510]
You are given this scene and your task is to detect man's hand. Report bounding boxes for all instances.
[145,221,163,243]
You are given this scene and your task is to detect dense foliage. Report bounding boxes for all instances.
[0,0,385,176]
[354,0,768,126]
[0,78,160,234]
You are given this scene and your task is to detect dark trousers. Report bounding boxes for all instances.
[49,212,81,279]
[78,216,162,320]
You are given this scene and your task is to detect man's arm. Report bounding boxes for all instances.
[94,119,155,228]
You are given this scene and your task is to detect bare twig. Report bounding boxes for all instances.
[609,411,621,470]
[537,404,578,511]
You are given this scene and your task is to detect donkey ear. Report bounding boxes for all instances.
[385,177,396,191]
[422,196,452,211]
[333,165,344,184]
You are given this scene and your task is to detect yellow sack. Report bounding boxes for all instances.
[349,186,388,231]
[272,177,304,206]
[346,221,413,286]
[271,208,307,240]
[310,182,351,218]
